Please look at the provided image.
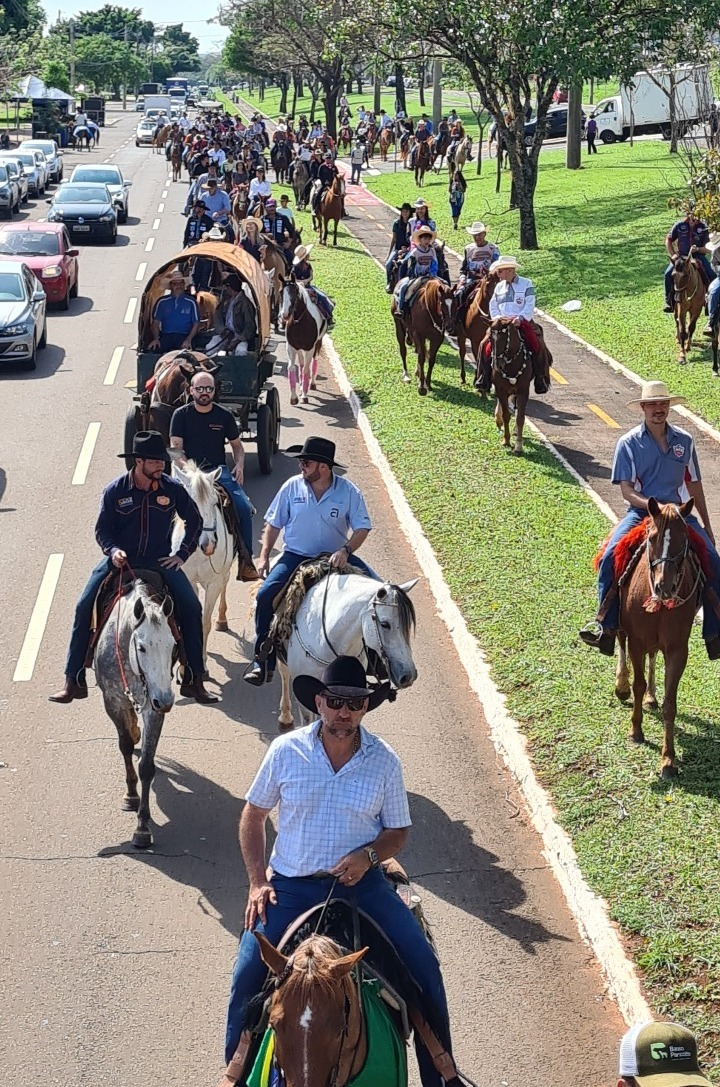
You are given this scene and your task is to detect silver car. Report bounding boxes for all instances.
[0,157,29,204]
[69,164,132,223]
[0,259,47,370]
[19,139,63,183]
[16,150,47,196]
[0,164,19,218]
[135,119,156,146]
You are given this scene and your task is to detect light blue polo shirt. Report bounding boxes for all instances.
[612,421,700,505]
[265,473,372,556]
[152,294,199,334]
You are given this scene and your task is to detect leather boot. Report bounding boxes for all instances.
[179,678,220,704]
[48,678,88,703]
[476,361,492,393]
[237,559,260,582]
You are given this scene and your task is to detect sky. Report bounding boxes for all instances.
[50,4,230,52]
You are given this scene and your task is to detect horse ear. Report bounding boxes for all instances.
[647,497,661,518]
[133,596,145,622]
[208,362,223,376]
[328,947,368,979]
[255,932,289,975]
[162,595,174,617]
[211,467,222,483]
[680,497,695,518]
[397,577,419,594]
[179,361,195,375]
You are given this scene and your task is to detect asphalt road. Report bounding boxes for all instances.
[0,106,624,1085]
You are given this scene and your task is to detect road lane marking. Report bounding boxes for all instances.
[124,297,137,323]
[162,190,168,199]
[124,379,136,389]
[103,346,124,385]
[587,402,620,428]
[135,262,147,281]
[549,367,568,385]
[13,554,64,682]
[145,237,155,253]
[366,212,375,220]
[152,218,160,230]
[158,203,164,213]
[72,422,101,485]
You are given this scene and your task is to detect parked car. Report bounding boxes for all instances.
[523,104,586,145]
[135,96,145,112]
[0,222,79,309]
[46,182,117,243]
[69,164,132,223]
[0,259,47,370]
[16,150,47,197]
[136,119,156,146]
[19,139,63,183]
[0,164,20,218]
[0,157,29,204]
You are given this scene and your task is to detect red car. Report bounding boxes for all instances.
[0,221,79,309]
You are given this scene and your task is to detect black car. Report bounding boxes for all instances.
[46,182,117,243]
[523,105,586,146]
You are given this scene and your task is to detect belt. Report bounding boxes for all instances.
[270,869,335,881]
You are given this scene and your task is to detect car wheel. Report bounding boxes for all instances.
[109,230,117,245]
[39,318,47,348]
[600,130,616,144]
[24,337,37,371]
[58,285,70,311]
[70,273,78,299]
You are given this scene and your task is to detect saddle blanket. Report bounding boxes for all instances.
[593,520,712,581]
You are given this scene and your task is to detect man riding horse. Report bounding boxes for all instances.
[664,203,714,318]
[454,221,499,314]
[475,256,551,395]
[310,151,344,218]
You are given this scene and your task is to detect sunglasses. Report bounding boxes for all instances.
[193,385,214,393]
[297,458,316,467]
[324,694,368,712]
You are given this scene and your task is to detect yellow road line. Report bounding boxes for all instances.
[587,402,620,428]
[549,366,568,385]
[366,211,375,220]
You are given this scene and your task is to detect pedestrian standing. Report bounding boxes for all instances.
[448,169,466,230]
[350,138,365,184]
[586,116,598,155]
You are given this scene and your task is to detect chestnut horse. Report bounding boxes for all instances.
[379,126,393,162]
[170,140,183,182]
[455,273,498,385]
[338,123,353,152]
[414,140,431,187]
[672,255,705,364]
[485,319,534,454]
[137,350,220,445]
[280,277,326,404]
[614,498,703,778]
[314,174,343,246]
[391,278,454,395]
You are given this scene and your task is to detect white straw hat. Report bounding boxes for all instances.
[627,380,687,409]
[293,244,313,264]
[466,221,488,235]
[489,255,521,273]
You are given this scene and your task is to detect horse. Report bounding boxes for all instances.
[365,122,379,159]
[170,140,183,182]
[153,125,170,154]
[280,278,326,405]
[71,125,92,152]
[379,126,393,162]
[171,462,234,666]
[338,123,353,152]
[136,350,220,447]
[672,255,705,364]
[454,273,497,386]
[414,140,431,187]
[271,140,292,184]
[391,278,454,395]
[278,573,418,728]
[94,576,176,849]
[314,175,343,246]
[292,159,310,210]
[613,498,703,778]
[259,243,286,330]
[484,319,534,455]
[432,131,451,172]
[448,136,471,177]
[231,184,249,232]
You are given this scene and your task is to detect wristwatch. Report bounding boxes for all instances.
[366,847,379,869]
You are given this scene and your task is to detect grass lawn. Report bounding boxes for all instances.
[285,205,720,1075]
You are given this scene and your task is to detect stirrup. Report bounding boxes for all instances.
[579,620,604,643]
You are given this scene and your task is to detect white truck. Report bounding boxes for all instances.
[143,94,172,119]
[591,66,712,143]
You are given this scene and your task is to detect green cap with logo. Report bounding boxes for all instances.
[619,1022,712,1087]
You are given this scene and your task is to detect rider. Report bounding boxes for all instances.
[579,380,720,658]
[225,654,462,1087]
[277,193,295,232]
[243,436,375,686]
[433,115,450,157]
[454,221,499,311]
[449,116,473,161]
[311,151,340,216]
[704,242,720,337]
[664,202,714,314]
[409,117,431,169]
[385,202,414,292]
[48,430,217,706]
[213,274,259,354]
[408,197,436,237]
[183,198,213,248]
[475,255,550,395]
[292,243,335,327]
[394,226,439,317]
[247,165,271,213]
[261,197,294,264]
[239,217,263,262]
[148,268,200,353]
[169,370,258,581]
[617,1020,714,1087]
[200,177,234,243]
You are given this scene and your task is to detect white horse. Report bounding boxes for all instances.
[278,574,419,727]
[171,461,235,665]
[280,279,326,405]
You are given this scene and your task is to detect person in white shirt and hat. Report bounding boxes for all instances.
[292,244,335,327]
[454,221,499,312]
[475,255,551,395]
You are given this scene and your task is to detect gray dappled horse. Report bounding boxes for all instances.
[95,578,176,849]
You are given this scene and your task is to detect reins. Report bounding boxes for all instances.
[491,324,531,385]
[112,563,149,712]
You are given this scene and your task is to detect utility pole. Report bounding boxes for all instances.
[122,26,128,110]
[69,19,75,91]
[432,57,442,129]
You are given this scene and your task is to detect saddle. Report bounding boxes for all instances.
[85,567,183,669]
[396,275,426,314]
[265,556,368,654]
[214,482,258,581]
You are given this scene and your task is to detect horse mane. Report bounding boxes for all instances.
[391,585,416,639]
[132,581,164,627]
[422,278,444,313]
[182,459,217,504]
[282,936,348,1001]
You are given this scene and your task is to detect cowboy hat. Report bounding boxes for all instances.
[243,217,261,232]
[627,380,687,408]
[202,224,227,241]
[467,221,488,235]
[285,435,345,468]
[293,244,313,264]
[411,226,436,245]
[413,197,430,208]
[118,430,167,461]
[489,255,521,273]
[293,656,390,713]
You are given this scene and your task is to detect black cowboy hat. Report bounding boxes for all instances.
[118,430,168,461]
[293,656,390,713]
[286,435,345,468]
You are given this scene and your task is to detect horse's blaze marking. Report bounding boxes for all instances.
[299,1003,313,1029]
[13,553,64,682]
[586,402,620,429]
[549,366,568,385]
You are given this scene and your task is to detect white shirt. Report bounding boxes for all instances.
[351,145,365,164]
[209,147,226,168]
[489,274,536,321]
[179,117,190,132]
[249,177,271,199]
[246,722,411,877]
[265,472,372,556]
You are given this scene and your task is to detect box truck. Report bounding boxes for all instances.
[591,65,712,143]
[143,94,171,118]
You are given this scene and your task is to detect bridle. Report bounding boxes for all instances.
[644,514,702,611]
[673,257,700,304]
[490,323,531,385]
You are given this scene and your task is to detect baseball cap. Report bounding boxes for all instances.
[619,1022,712,1087]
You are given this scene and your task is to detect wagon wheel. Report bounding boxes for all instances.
[256,402,273,475]
[123,403,140,471]
[266,386,281,453]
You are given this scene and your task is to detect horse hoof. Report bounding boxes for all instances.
[122,795,140,812]
[215,620,229,632]
[615,686,631,702]
[402,374,411,384]
[418,386,427,396]
[629,731,645,745]
[643,696,659,711]
[300,394,308,404]
[132,830,153,850]
[290,394,298,406]
[310,381,317,390]
[511,448,524,456]
[278,718,294,731]
[661,764,679,779]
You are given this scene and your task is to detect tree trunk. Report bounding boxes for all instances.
[495,143,502,193]
[589,77,594,105]
[669,74,679,153]
[323,83,339,139]
[417,64,425,108]
[290,79,297,119]
[259,79,265,102]
[296,74,304,98]
[475,117,485,175]
[279,73,289,115]
[373,64,381,114]
[309,80,320,123]
[346,78,352,94]
[565,79,582,169]
[432,58,442,128]
[508,147,539,249]
[356,75,362,95]
[394,63,406,115]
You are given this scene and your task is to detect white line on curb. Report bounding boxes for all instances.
[124,297,137,324]
[71,422,101,485]
[103,346,124,386]
[13,554,64,682]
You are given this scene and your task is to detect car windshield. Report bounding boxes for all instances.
[0,167,8,181]
[25,143,55,155]
[72,169,121,184]
[0,231,59,255]
[56,185,108,204]
[0,271,25,300]
[18,156,36,167]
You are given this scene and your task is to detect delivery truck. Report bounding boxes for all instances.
[143,94,171,118]
[591,65,712,143]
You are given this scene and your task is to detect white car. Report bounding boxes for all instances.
[69,164,132,223]
[19,140,63,183]
[136,119,156,146]
[0,259,47,370]
[16,150,47,197]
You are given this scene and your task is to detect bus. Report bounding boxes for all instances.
[198,81,209,98]
[166,77,189,93]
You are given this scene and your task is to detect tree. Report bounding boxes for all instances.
[42,61,71,93]
[0,0,43,36]
[75,34,145,96]
[74,5,153,43]
[160,24,200,74]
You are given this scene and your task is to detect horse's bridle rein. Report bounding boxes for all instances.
[491,323,531,385]
[673,257,700,304]
[645,514,702,610]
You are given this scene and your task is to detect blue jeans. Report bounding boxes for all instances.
[386,249,400,285]
[598,509,720,638]
[253,549,377,666]
[65,557,205,683]
[665,256,715,304]
[192,257,212,292]
[225,869,453,1087]
[218,466,254,555]
[709,276,720,321]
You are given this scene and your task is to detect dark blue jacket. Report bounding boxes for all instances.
[95,472,201,565]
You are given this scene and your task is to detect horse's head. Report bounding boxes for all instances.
[172,460,222,556]
[362,580,418,689]
[672,254,696,292]
[646,496,694,603]
[128,585,175,714]
[424,278,455,332]
[257,933,367,1087]
[280,277,300,322]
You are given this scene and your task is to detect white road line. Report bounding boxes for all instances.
[13,554,64,682]
[152,218,160,230]
[135,262,147,281]
[161,190,168,199]
[157,203,164,213]
[145,237,155,253]
[103,346,124,386]
[124,297,137,323]
[71,422,101,485]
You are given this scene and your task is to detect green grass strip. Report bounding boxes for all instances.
[291,208,720,1073]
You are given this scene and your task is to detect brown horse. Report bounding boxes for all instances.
[365,122,379,159]
[432,131,451,172]
[414,140,431,187]
[314,174,343,247]
[392,278,454,395]
[379,126,393,162]
[170,140,183,182]
[672,255,705,364]
[455,273,498,385]
[230,184,249,233]
[485,319,534,454]
[259,242,285,329]
[338,123,353,152]
[137,350,219,445]
[614,498,703,778]
[153,124,170,154]
[292,159,310,210]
